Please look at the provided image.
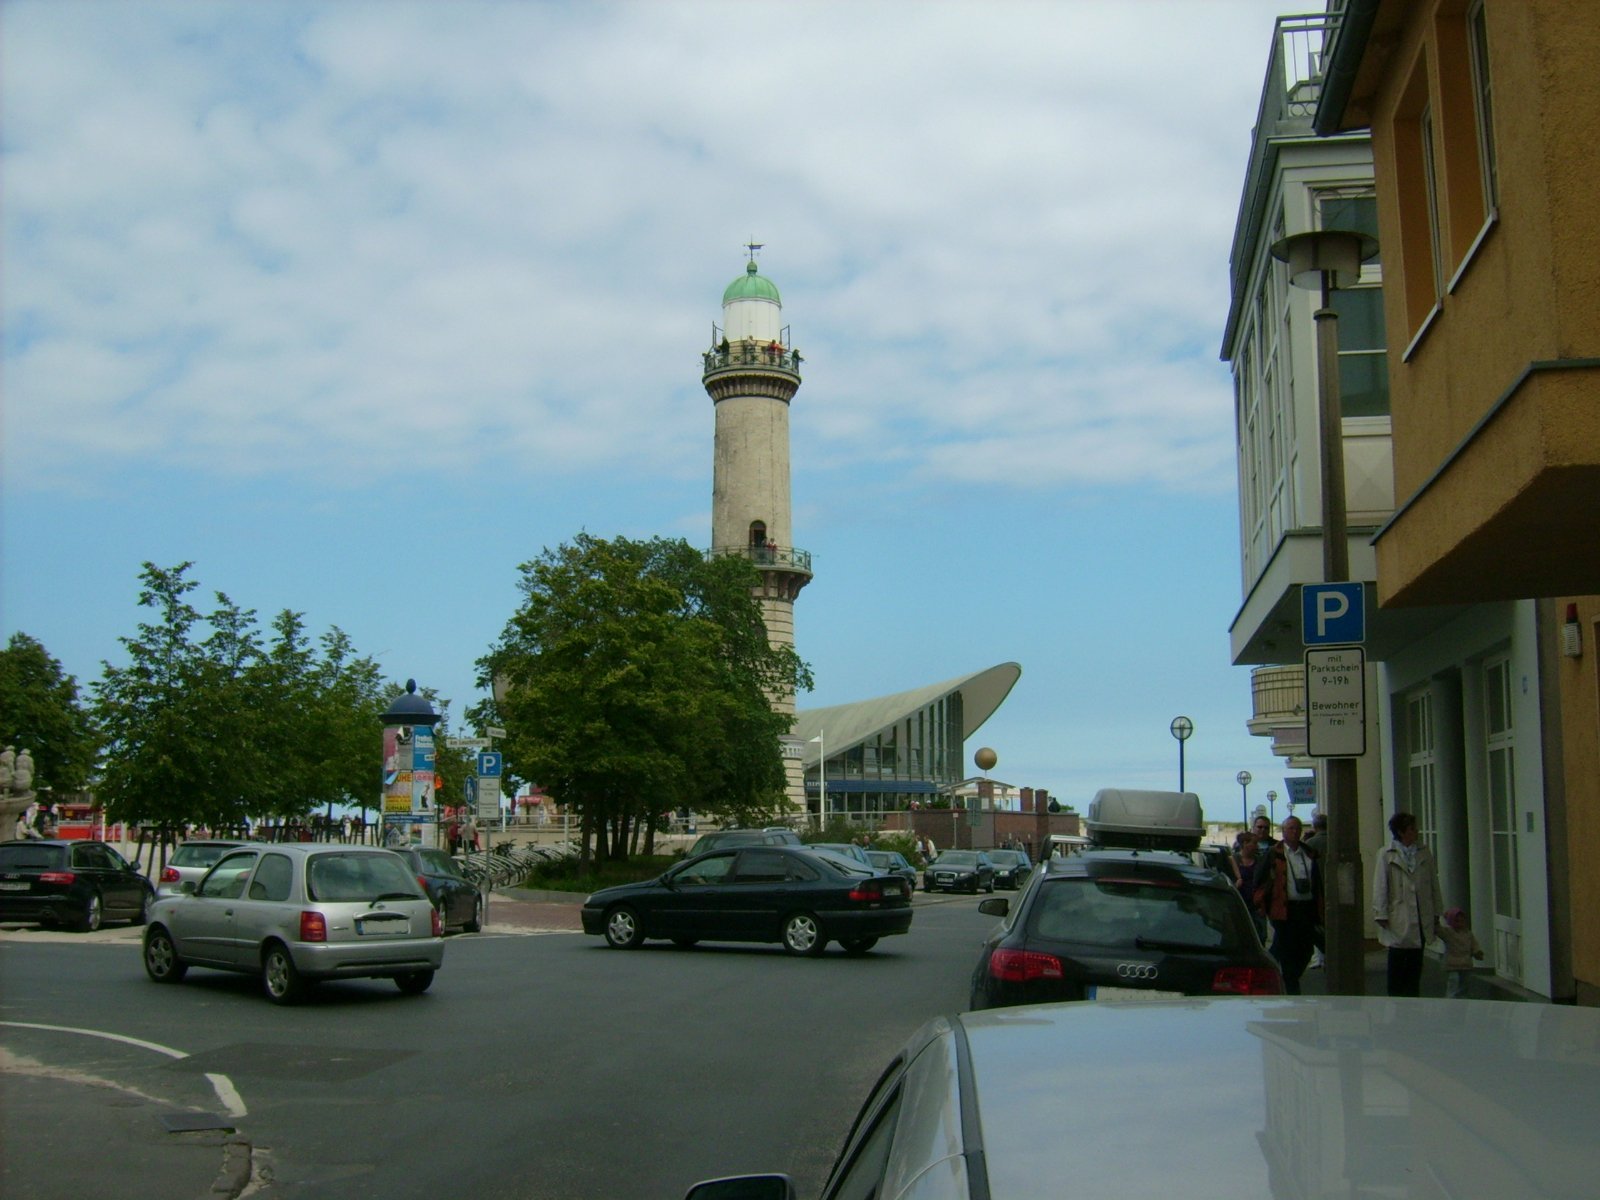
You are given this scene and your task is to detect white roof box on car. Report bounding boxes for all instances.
[1085,789,1204,851]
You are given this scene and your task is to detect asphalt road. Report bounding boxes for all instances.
[0,889,1000,1200]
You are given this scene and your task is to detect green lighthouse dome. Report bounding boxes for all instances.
[722,260,781,305]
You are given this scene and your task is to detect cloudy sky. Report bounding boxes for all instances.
[3,0,1309,819]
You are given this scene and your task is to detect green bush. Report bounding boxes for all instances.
[519,854,676,894]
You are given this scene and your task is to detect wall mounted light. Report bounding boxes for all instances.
[1561,602,1583,658]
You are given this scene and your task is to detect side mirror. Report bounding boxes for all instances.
[683,1175,797,1200]
[978,897,1008,917]
[180,880,198,895]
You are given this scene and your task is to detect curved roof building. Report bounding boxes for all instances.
[795,662,1021,814]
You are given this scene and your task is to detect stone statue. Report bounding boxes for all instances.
[13,748,33,796]
[0,746,13,793]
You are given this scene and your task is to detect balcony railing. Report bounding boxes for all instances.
[708,544,813,573]
[702,344,803,376]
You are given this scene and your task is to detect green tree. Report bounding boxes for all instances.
[0,632,100,791]
[480,534,812,863]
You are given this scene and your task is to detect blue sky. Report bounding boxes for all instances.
[2,0,1307,821]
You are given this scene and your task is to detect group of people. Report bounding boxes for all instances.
[1231,810,1482,998]
[12,800,57,840]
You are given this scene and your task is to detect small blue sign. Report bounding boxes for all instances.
[476,751,503,778]
[1303,582,1365,645]
[1284,776,1316,808]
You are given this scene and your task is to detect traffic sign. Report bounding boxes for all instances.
[1303,582,1364,645]
[476,751,503,778]
[448,737,491,750]
[475,775,502,820]
[1305,646,1366,757]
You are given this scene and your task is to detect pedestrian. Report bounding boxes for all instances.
[1372,811,1443,997]
[462,812,479,854]
[1251,814,1276,852]
[446,810,461,855]
[1303,811,1328,857]
[1438,906,1484,998]
[1232,833,1268,942]
[1254,814,1321,994]
[14,801,40,840]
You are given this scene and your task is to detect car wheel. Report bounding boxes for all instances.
[671,937,699,949]
[603,905,646,949]
[394,970,434,995]
[781,912,827,957]
[143,926,187,983]
[262,942,307,1005]
[840,937,878,956]
[464,896,483,934]
[77,891,103,933]
[985,879,995,894]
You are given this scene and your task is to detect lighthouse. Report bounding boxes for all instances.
[703,247,813,811]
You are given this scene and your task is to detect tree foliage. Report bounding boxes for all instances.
[91,562,391,830]
[0,632,100,792]
[479,534,812,861]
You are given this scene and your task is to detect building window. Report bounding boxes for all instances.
[1467,0,1498,213]
[1420,105,1446,302]
[1404,690,1437,844]
[1484,653,1522,981]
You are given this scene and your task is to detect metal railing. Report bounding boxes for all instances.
[708,544,812,572]
[702,344,803,375]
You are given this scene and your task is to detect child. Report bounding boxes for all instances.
[1439,907,1484,998]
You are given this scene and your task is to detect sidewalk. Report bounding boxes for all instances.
[1297,945,1542,1002]
[480,886,584,934]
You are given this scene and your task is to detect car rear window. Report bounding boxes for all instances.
[0,844,65,870]
[1029,877,1245,951]
[308,852,423,901]
[171,843,236,868]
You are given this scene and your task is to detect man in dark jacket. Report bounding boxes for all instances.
[1253,815,1322,994]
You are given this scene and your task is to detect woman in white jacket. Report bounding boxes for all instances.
[1373,811,1443,996]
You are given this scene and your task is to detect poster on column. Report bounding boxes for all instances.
[383,726,414,815]
[411,727,436,823]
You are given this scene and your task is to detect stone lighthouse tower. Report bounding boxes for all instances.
[703,247,812,810]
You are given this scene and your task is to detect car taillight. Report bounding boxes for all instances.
[1212,966,1283,995]
[848,880,885,902]
[299,911,328,942]
[989,948,1064,982]
[39,871,75,886]
[160,867,181,883]
[417,874,430,893]
[431,908,443,938]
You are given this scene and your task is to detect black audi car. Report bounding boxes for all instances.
[582,846,912,956]
[922,850,996,894]
[0,839,153,932]
[969,849,1282,1009]
[985,849,1033,890]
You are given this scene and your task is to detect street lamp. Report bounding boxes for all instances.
[809,730,826,831]
[1271,228,1378,998]
[1170,716,1194,792]
[1266,789,1278,828]
[1236,770,1253,829]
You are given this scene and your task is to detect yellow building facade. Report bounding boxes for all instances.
[1317,0,1600,1003]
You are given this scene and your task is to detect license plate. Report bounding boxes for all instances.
[0,881,28,891]
[357,915,408,936]
[1087,986,1185,1003]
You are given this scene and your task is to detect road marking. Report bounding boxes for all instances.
[0,1019,249,1116]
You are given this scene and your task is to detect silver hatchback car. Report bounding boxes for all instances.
[154,839,250,898]
[142,843,444,1004]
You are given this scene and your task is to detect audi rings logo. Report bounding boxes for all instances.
[1116,962,1159,981]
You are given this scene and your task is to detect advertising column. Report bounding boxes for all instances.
[379,680,443,850]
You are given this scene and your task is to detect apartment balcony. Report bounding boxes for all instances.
[1249,663,1308,761]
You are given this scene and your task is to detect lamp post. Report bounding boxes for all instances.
[1236,770,1252,829]
[809,730,826,831]
[1170,716,1194,792]
[1266,789,1278,828]
[1270,227,1378,997]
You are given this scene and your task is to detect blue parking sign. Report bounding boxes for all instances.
[1302,583,1364,645]
[476,751,502,778]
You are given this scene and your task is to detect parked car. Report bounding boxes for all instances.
[155,839,250,898]
[984,848,1032,889]
[807,842,874,867]
[682,998,1600,1200]
[687,828,802,857]
[968,848,1281,1009]
[142,843,444,1004]
[865,850,918,893]
[581,846,912,956]
[0,839,153,931]
[388,845,484,933]
[922,850,996,894]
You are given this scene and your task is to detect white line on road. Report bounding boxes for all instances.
[0,1019,249,1116]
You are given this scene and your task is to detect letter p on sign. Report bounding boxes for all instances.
[1302,583,1365,645]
